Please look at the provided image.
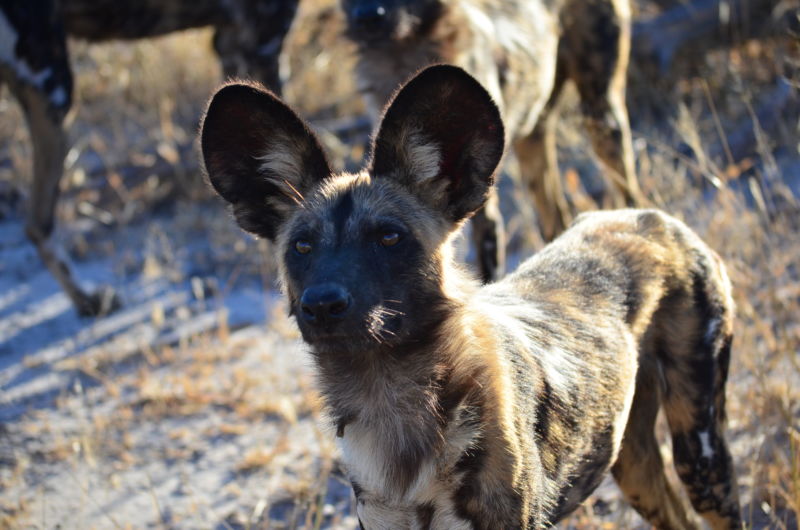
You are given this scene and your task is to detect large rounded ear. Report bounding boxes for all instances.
[200,82,331,240]
[369,64,505,223]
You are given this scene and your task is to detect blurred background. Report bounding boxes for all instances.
[0,0,798,527]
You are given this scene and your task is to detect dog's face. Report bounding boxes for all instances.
[340,0,444,43]
[201,65,504,354]
[273,176,444,353]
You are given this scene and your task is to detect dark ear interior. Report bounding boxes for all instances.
[200,81,331,239]
[370,64,505,222]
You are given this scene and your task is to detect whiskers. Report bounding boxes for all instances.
[367,302,405,345]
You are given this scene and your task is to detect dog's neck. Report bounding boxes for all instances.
[312,312,458,431]
[311,258,480,425]
[309,270,505,497]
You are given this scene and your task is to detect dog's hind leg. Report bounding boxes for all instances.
[656,251,742,529]
[3,3,119,316]
[12,83,118,316]
[513,67,570,243]
[563,0,645,208]
[612,358,702,530]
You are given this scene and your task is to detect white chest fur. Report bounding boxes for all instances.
[337,404,480,529]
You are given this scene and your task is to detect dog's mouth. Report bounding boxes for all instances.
[365,304,404,345]
[298,303,405,351]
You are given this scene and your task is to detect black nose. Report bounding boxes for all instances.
[350,4,388,36]
[300,283,352,324]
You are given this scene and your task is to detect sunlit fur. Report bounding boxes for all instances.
[200,66,742,529]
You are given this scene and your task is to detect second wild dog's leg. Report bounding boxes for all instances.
[4,2,119,316]
[564,0,645,208]
[514,69,570,242]
[14,83,117,316]
[470,187,505,283]
[612,359,702,530]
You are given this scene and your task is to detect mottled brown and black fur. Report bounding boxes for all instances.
[342,0,646,283]
[0,0,297,315]
[200,65,741,529]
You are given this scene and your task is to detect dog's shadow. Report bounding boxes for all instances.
[0,201,270,422]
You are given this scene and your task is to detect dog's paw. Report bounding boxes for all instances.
[77,286,121,318]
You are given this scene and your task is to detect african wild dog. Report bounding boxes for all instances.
[0,0,297,315]
[201,65,741,528]
[341,0,646,283]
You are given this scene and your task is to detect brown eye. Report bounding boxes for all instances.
[295,240,312,254]
[380,232,400,247]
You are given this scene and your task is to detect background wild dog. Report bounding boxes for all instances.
[340,0,646,284]
[0,0,297,316]
[201,65,741,528]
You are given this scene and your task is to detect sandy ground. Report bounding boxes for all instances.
[0,192,360,528]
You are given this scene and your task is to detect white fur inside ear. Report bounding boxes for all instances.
[403,128,442,184]
[255,133,308,204]
[256,134,304,181]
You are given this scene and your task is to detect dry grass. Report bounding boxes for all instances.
[0,0,798,528]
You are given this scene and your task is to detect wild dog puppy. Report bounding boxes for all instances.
[0,0,297,315]
[201,65,741,529]
[341,0,646,283]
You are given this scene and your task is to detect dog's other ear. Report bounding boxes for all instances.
[370,64,505,224]
[200,82,331,240]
